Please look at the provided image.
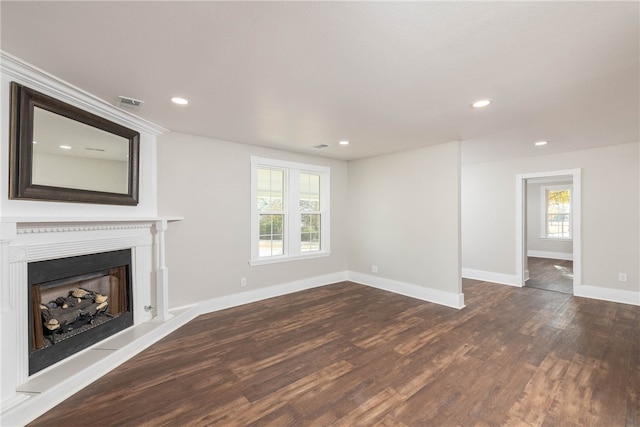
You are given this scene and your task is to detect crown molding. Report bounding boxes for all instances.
[0,50,168,136]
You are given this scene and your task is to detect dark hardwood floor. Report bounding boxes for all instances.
[29,280,639,426]
[525,257,574,294]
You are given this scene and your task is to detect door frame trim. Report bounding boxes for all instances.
[515,169,581,289]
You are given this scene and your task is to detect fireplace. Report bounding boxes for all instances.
[1,218,178,425]
[28,249,133,375]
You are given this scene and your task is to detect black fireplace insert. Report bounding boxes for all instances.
[28,249,133,375]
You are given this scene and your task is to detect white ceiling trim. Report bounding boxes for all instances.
[1,51,168,136]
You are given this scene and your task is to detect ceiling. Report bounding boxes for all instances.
[1,1,638,163]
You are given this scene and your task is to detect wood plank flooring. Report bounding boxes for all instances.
[29,280,639,426]
[525,257,574,294]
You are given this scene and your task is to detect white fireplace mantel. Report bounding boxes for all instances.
[0,216,191,426]
[0,216,182,318]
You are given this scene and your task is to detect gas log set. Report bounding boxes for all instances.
[39,287,111,345]
[28,250,133,374]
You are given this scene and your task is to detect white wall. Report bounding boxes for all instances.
[462,142,639,301]
[156,132,349,309]
[157,135,463,309]
[526,180,573,259]
[347,141,462,300]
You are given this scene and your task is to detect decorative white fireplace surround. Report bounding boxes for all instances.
[0,218,188,426]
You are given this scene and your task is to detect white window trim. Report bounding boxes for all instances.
[250,156,331,265]
[540,184,572,240]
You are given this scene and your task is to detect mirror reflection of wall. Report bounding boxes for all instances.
[32,107,130,194]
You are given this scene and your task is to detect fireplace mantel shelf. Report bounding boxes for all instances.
[1,216,184,224]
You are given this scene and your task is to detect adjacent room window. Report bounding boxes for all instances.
[251,156,330,264]
[541,185,572,239]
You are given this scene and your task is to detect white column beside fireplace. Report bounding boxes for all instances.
[0,217,186,425]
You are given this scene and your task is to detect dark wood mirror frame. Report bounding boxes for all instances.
[9,82,140,206]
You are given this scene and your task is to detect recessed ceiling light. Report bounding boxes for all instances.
[338,140,350,145]
[59,145,72,149]
[534,141,548,146]
[171,97,189,105]
[32,140,37,144]
[472,99,491,108]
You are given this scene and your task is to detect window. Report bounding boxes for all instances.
[251,156,330,264]
[541,185,572,239]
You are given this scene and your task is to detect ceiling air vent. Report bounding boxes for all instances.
[117,95,144,111]
[313,144,329,149]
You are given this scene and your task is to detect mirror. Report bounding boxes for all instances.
[9,82,140,205]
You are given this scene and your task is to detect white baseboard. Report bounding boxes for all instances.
[461,268,522,287]
[527,250,573,261]
[197,271,349,315]
[573,285,640,306]
[347,271,465,309]
[197,271,465,314]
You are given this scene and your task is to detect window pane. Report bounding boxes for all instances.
[547,213,570,238]
[547,190,570,213]
[299,172,320,212]
[257,168,284,212]
[546,189,571,238]
[259,214,284,257]
[301,214,321,252]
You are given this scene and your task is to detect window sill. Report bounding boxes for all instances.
[539,236,573,242]
[249,251,331,266]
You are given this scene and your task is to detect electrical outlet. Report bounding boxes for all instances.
[372,265,379,274]
[618,273,627,282]
[240,277,247,287]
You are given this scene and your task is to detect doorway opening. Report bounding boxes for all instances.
[516,169,581,294]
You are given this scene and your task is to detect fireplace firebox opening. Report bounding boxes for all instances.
[28,249,133,375]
